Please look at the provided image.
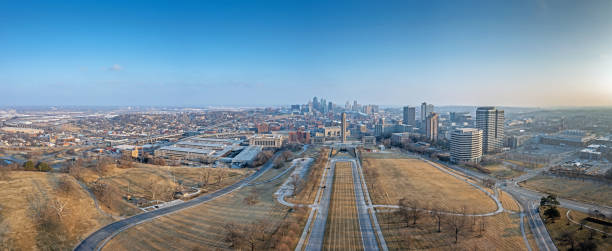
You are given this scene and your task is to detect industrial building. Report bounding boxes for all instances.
[231,145,263,167]
[540,130,596,147]
[155,137,241,162]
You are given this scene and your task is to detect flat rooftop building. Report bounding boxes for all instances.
[450,128,483,163]
[232,145,263,167]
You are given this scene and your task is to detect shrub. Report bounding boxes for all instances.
[24,160,37,171]
[37,162,52,172]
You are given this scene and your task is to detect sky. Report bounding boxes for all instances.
[1,0,611,107]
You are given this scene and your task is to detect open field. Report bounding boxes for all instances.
[323,161,363,251]
[499,191,520,212]
[0,171,110,250]
[505,160,544,169]
[541,207,611,250]
[103,169,290,251]
[76,163,248,216]
[520,175,612,207]
[483,164,524,179]
[378,211,530,250]
[290,148,329,205]
[362,157,497,214]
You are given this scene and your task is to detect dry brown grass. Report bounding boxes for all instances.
[500,191,520,212]
[77,164,248,216]
[102,168,290,250]
[290,148,329,205]
[378,211,529,250]
[484,164,524,179]
[0,171,110,250]
[521,175,612,207]
[362,157,497,214]
[541,207,611,250]
[323,161,362,250]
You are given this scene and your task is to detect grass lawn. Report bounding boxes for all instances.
[362,157,497,214]
[521,175,612,207]
[540,206,611,250]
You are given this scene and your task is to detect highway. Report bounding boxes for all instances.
[74,151,282,251]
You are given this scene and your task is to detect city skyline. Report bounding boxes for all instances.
[1,0,611,107]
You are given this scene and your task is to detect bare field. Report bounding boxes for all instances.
[0,171,110,250]
[541,207,611,250]
[499,191,520,212]
[290,148,329,205]
[103,173,289,251]
[323,161,362,251]
[484,164,524,179]
[378,211,529,250]
[82,164,248,216]
[521,175,612,207]
[362,157,497,214]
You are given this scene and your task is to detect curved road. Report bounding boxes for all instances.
[74,151,282,251]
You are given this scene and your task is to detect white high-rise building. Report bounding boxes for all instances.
[450,128,483,163]
[476,107,505,153]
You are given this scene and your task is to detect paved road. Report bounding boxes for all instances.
[349,159,381,251]
[74,151,282,251]
[304,158,336,251]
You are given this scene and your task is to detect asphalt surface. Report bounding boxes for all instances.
[349,159,381,251]
[74,151,282,251]
[304,158,336,251]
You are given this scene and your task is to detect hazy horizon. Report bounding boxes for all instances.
[2,0,611,107]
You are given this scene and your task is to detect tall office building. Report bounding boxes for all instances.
[420,102,434,122]
[425,113,439,142]
[341,112,347,142]
[476,106,505,153]
[403,106,416,126]
[374,117,385,137]
[450,128,483,163]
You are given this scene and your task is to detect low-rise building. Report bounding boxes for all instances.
[249,134,284,148]
[231,145,262,167]
[362,136,376,146]
[540,130,595,147]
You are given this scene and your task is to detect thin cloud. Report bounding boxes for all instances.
[107,64,122,71]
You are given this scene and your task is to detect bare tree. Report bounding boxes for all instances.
[95,156,113,175]
[399,198,422,226]
[49,199,69,220]
[430,206,444,232]
[224,222,243,248]
[216,171,225,185]
[288,174,301,193]
[478,216,486,237]
[198,168,211,187]
[446,207,467,243]
[54,175,74,195]
[560,231,576,250]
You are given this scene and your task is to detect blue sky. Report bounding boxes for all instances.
[1,0,611,107]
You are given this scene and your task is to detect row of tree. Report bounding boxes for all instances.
[397,198,486,244]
